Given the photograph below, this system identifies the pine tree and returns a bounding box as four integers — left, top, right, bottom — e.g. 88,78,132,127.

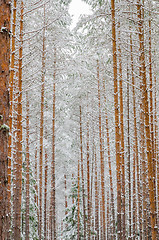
0,1,11,239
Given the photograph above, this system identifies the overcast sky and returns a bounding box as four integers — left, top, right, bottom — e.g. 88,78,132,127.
69,0,92,29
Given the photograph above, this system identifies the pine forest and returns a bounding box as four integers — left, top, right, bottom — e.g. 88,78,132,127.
0,0,159,239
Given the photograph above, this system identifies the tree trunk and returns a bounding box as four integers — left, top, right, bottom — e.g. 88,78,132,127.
44,127,48,240
25,92,30,240
118,24,125,239
8,1,16,236
50,47,56,240
79,105,86,239
13,1,23,238
77,159,80,240
94,149,99,240
110,1,122,238
97,60,106,239
137,1,157,239
87,119,91,240
0,0,10,239
102,79,116,239
39,5,46,239
127,66,131,240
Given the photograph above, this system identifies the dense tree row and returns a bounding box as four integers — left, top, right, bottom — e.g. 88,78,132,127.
0,0,159,239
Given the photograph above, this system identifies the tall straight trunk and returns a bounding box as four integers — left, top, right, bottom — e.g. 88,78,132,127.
100,200,103,239
90,146,95,234
152,55,159,227
132,150,136,240
50,47,56,240
39,5,46,239
12,74,18,238
94,149,99,240
87,120,91,240
106,190,110,240
140,111,148,239
72,174,75,205
44,128,48,240
154,72,159,224
130,33,138,240
13,2,23,238
0,0,10,239
25,92,30,240
79,105,86,239
90,143,94,238
110,1,122,238
118,23,125,239
64,174,68,216
127,67,131,240
137,1,157,239
77,159,80,240
97,60,106,239
102,79,116,238
148,5,157,232
8,1,17,235
34,140,39,238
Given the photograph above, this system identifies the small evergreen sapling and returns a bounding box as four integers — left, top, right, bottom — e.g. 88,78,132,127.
62,181,85,240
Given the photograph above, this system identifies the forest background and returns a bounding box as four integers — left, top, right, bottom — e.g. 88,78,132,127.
0,0,159,239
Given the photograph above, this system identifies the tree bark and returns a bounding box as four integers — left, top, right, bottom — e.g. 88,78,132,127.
25,92,30,240
97,60,106,239
137,1,157,239
13,1,23,238
110,0,122,238
0,1,10,239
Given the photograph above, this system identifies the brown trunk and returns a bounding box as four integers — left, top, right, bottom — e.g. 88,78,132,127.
94,149,99,240
12,75,18,238
132,150,136,240
34,139,39,238
140,110,148,239
110,1,122,238
97,60,106,239
118,24,125,239
102,79,116,238
64,174,68,216
0,1,10,239
77,159,80,240
8,1,17,236
39,5,46,239
100,200,103,239
137,1,157,239
79,105,86,239
154,73,159,226
87,120,91,240
72,174,75,205
130,33,138,240
127,66,131,239
25,92,30,240
148,4,157,232
13,1,23,238
44,127,48,240
106,191,110,240
50,47,56,240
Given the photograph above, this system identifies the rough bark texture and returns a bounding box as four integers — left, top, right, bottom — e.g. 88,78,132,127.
79,105,86,240
0,1,11,239
111,0,122,238
50,47,56,240
103,79,116,239
97,61,106,239
137,1,157,239
39,6,46,239
25,92,30,240
8,2,16,236
13,2,23,239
